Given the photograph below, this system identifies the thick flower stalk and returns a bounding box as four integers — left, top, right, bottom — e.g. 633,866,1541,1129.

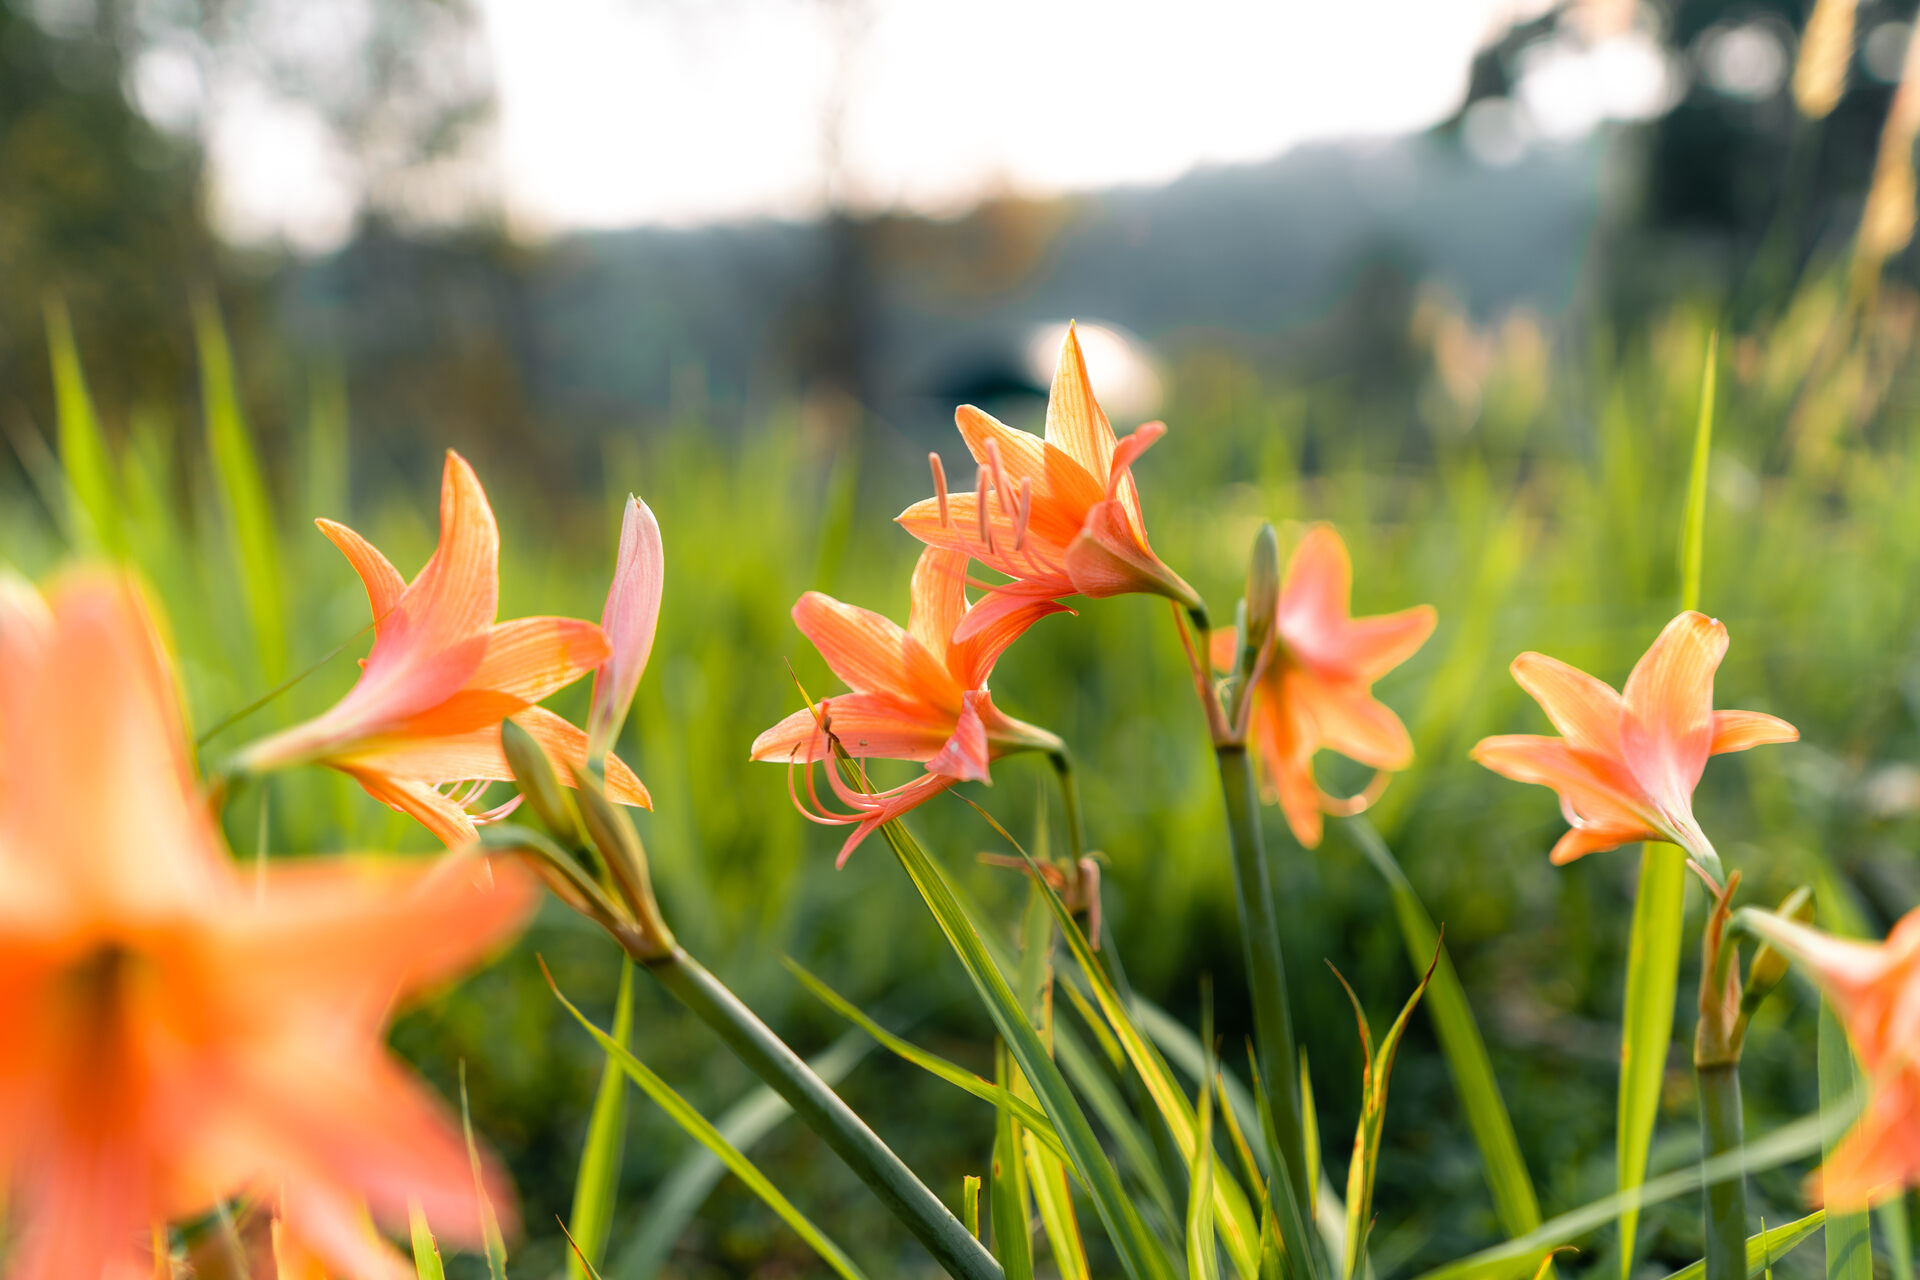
1740,906,1920,1208
1471,611,1796,878
0,571,537,1280
896,323,1200,634
1211,523,1435,846
751,546,1065,863
235,450,648,845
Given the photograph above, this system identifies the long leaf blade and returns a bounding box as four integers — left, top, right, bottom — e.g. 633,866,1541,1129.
1618,842,1687,1278
547,967,871,1280
44,298,120,554
569,958,635,1280
1656,1210,1826,1280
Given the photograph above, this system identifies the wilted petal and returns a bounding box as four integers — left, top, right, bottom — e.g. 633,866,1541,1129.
588,495,665,759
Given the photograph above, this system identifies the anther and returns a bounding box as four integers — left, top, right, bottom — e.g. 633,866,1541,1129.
929,452,949,526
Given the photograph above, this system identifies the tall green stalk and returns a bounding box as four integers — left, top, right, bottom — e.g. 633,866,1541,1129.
646,947,1004,1280
1696,1064,1747,1280
1217,742,1316,1272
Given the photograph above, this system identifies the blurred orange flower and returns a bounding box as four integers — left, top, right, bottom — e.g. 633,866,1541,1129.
1741,906,1920,1209
1472,611,1796,872
1211,524,1435,848
896,323,1199,636
751,547,1065,864
237,450,647,844
0,572,536,1280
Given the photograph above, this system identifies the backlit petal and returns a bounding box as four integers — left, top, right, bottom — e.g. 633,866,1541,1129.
1042,323,1117,480
1813,1077,1920,1210
1277,525,1353,666
925,693,991,783
1064,499,1199,605
1709,708,1799,754
1548,821,1655,866
317,518,406,635
954,405,1107,543
948,591,1071,686
793,590,955,707
1511,651,1626,755
1336,605,1438,682
1246,693,1323,848
907,546,970,664
340,768,480,847
469,616,610,704
1620,611,1727,807
896,490,1076,594
1290,671,1414,770
589,495,665,758
751,693,957,765
1470,735,1648,834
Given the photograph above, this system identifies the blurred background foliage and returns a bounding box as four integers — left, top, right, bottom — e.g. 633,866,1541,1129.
9,0,1920,1276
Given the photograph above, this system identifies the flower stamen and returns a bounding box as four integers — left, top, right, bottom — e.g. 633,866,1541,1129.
929,452,950,527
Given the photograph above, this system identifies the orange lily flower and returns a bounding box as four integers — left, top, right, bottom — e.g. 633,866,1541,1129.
1471,611,1797,873
1210,524,1435,848
896,323,1199,636
750,547,1066,864
1740,906,1920,1209
236,451,648,845
0,571,536,1280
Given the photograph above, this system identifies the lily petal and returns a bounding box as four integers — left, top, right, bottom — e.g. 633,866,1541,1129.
1064,498,1200,605
1548,820,1657,866
471,616,610,705
792,590,955,707
750,693,958,766
1469,735,1648,833
317,518,406,634
925,692,991,783
1042,323,1117,481
1710,708,1799,754
1289,672,1414,771
949,590,1072,684
589,495,665,759
1511,651,1626,755
1620,610,1727,805
907,546,970,668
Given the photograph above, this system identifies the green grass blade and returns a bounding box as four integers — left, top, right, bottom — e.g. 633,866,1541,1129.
548,966,871,1280
782,955,1071,1164
569,958,635,1280
408,1202,446,1280
966,1175,983,1241
1345,818,1542,1244
1819,1004,1872,1280
1054,1018,1181,1231
993,1042,1038,1280
458,1061,509,1280
881,818,1176,1280
44,298,120,554
1680,330,1718,613
194,297,286,683
1024,1086,1093,1280
1874,1197,1912,1280
1190,1069,1222,1280
1656,1210,1826,1280
1413,1111,1834,1280
1338,949,1438,1280
1618,842,1688,1278
609,1032,869,1280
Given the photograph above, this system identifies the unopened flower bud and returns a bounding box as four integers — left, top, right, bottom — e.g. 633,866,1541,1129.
570,761,675,958
500,717,582,847
1244,522,1280,666
588,495,664,763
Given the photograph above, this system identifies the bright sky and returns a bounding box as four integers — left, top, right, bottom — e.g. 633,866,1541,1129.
193,0,1670,247
479,0,1535,234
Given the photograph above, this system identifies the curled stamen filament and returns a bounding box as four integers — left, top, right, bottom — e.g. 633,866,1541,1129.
929,452,950,527
1316,770,1393,818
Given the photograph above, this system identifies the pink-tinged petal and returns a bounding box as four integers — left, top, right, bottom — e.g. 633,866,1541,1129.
926,693,991,782
1738,910,1897,1005
1102,419,1164,534
750,693,956,766
0,573,53,804
4,1138,151,1280
340,767,481,847
271,1216,346,1280
317,518,406,634
1208,626,1238,674
1289,672,1414,771
1246,693,1324,848
589,495,665,759
471,616,610,705
907,546,970,666
1548,821,1656,866
1064,499,1200,605
1335,605,1438,682
510,706,651,809
948,591,1072,686
1511,651,1626,755
6,574,223,918
350,452,501,723
793,590,955,707
829,771,957,868
1277,524,1352,663
1042,323,1118,481
1469,735,1649,834
896,490,1077,596
1709,708,1799,754
1620,611,1727,808
1812,1076,1920,1210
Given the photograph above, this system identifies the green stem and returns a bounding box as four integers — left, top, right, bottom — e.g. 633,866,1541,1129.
646,947,1003,1280
1216,743,1314,1261
1697,1063,1748,1280
1048,750,1087,865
